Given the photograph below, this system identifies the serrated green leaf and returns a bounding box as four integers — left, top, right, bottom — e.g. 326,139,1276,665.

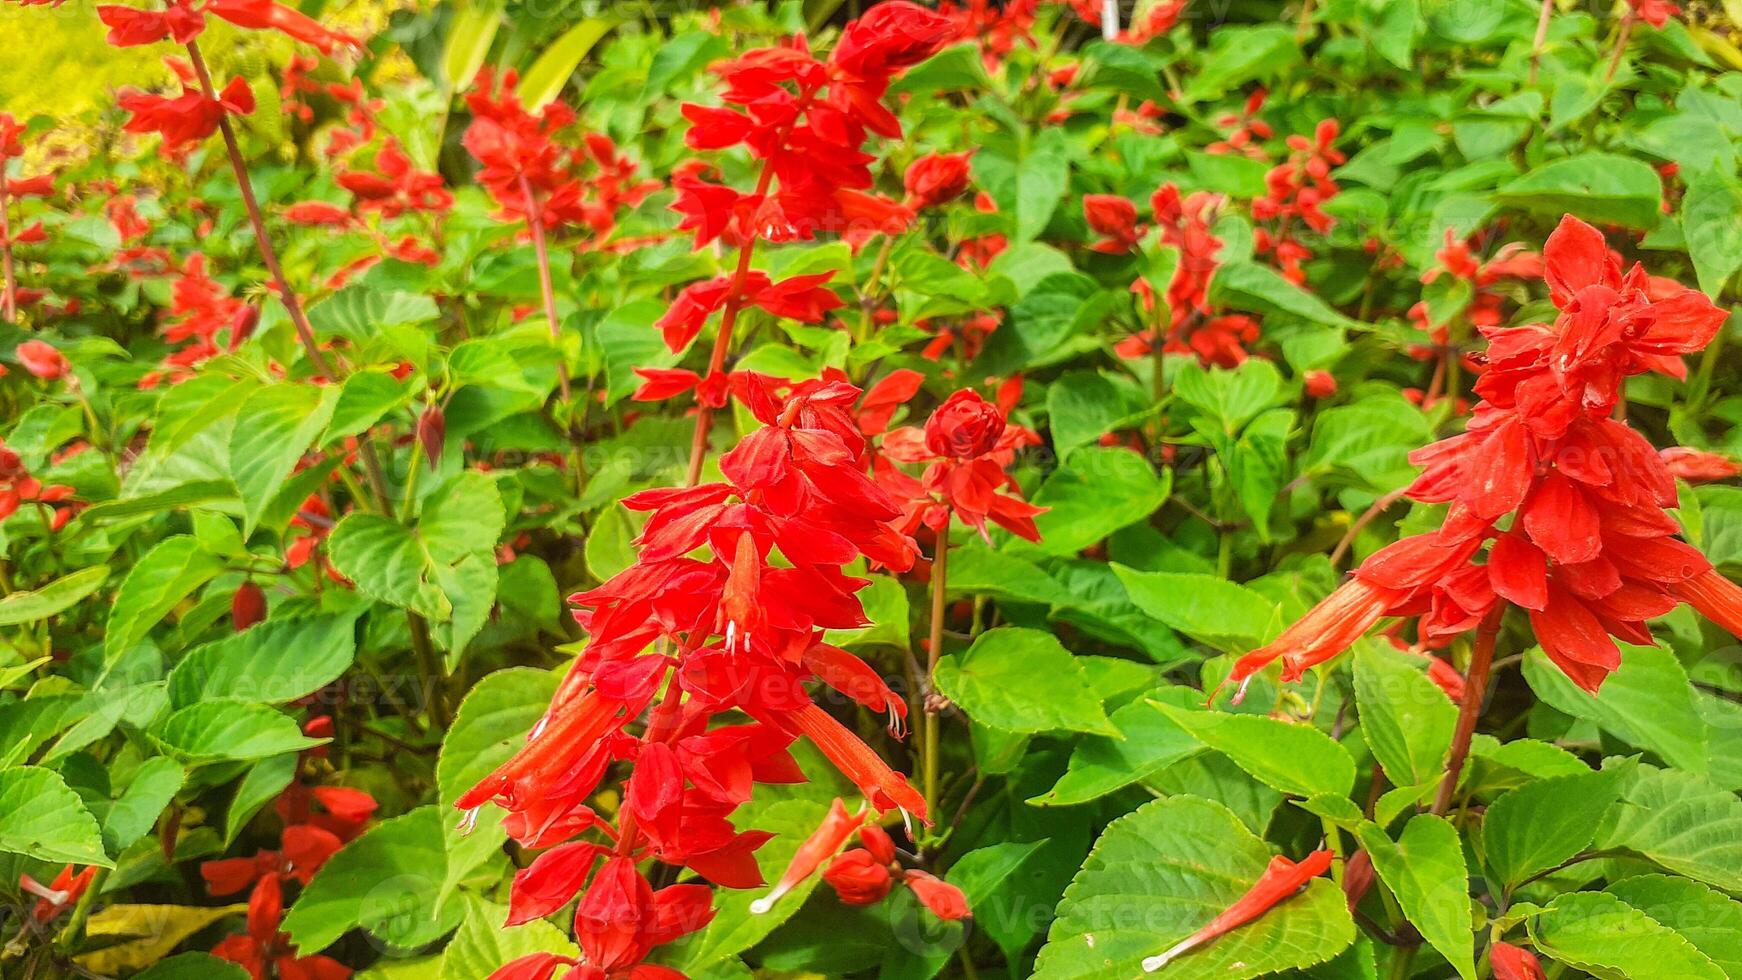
1357,815,1474,980
1483,768,1620,888
229,383,339,534
1529,891,1723,980
150,702,322,765
282,806,464,952
1523,644,1708,773
0,766,111,866
1354,644,1456,789
103,536,224,666
0,564,108,626
1114,566,1279,652
933,627,1116,736
1153,702,1356,798
167,611,359,708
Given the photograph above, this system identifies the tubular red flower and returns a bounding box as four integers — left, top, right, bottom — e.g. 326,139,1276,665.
1491,941,1548,980
1142,850,1333,972
751,797,865,914
787,704,928,823
903,869,970,920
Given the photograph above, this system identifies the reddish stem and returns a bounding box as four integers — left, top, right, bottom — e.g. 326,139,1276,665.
0,170,14,324
519,174,572,404
1529,0,1553,84
1432,604,1505,815
1605,11,1635,82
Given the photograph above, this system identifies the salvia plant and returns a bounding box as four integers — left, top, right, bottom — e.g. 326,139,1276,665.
4,0,1742,978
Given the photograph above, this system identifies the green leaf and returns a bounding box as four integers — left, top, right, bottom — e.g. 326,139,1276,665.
1113,566,1279,652
933,627,1116,736
1681,168,1742,297
1596,764,1742,892
975,128,1070,245
1032,688,1204,806
226,754,298,845
328,514,449,618
167,611,359,709
134,953,250,980
308,287,438,340
78,482,235,523
229,383,339,534
1522,643,1708,773
1482,768,1620,888
441,896,575,979
441,6,500,91
1356,815,1474,980
0,565,108,626
1152,702,1356,798
1529,891,1723,980
435,666,560,906
0,766,111,866
1210,262,1359,329
1353,644,1456,788
283,806,464,952
102,756,184,854
585,502,637,582
103,537,224,666
1174,359,1282,433
327,370,415,445
1182,25,1300,101
1047,371,1136,459
150,702,322,765
1496,154,1663,230
1034,796,1353,979
518,18,617,109
421,470,507,561
1028,447,1170,556
1605,874,1742,978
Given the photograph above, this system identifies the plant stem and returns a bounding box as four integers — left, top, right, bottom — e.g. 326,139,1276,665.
1387,943,1418,980
0,170,15,324
1529,0,1553,84
1432,605,1505,816
1604,11,1635,82
183,41,395,514
54,868,107,953
923,514,951,817
519,174,572,404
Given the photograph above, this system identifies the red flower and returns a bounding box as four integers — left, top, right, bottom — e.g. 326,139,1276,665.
205,0,361,52
15,339,68,379
924,389,1006,459
1491,941,1547,980
1627,0,1680,28
1142,850,1332,971
99,0,360,51
119,75,255,152
284,201,353,226
1083,193,1140,252
1660,446,1739,482
20,865,97,923
824,849,895,905
904,151,973,209
903,870,970,920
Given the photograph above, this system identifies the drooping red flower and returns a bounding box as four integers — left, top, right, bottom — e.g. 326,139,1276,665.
1490,941,1548,980
98,0,360,51
15,339,68,380
1142,850,1332,971
1660,447,1739,482
19,865,97,923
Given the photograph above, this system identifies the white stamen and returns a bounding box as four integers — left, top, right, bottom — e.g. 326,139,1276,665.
725,621,737,652
457,807,480,836
899,806,914,838
19,878,69,906
1142,938,1196,973
750,884,787,915
529,713,550,741
1231,675,1254,705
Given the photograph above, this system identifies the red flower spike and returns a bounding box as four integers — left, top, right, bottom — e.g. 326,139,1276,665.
1142,850,1333,972
1491,941,1548,980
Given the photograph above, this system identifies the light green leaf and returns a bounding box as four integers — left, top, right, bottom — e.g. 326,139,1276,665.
1482,768,1620,888
150,702,322,765
934,627,1116,736
441,896,575,979
1596,764,1742,892
1523,644,1708,773
518,18,617,109
103,537,224,665
1496,154,1663,230
1034,796,1352,979
327,514,450,618
1354,644,1456,788
102,756,184,854
1113,566,1278,652
1152,702,1356,798
1681,168,1742,297
283,807,465,952
1028,448,1170,556
0,565,108,627
1356,815,1474,980
1210,262,1359,329
1605,874,1742,978
226,754,298,845
0,766,111,866
1529,891,1723,980
1032,688,1204,806
441,6,501,91
229,383,339,534
168,611,360,708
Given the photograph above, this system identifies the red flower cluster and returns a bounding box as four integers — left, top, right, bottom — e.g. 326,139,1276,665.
466,373,929,979
875,388,1045,543
118,62,254,155
1251,120,1343,284
464,69,658,237
1109,184,1259,369
936,0,1041,69
203,781,376,980
0,439,75,528
1231,215,1742,695
140,253,256,388
670,1,951,251
1410,229,1543,340
1208,89,1273,159
98,0,360,54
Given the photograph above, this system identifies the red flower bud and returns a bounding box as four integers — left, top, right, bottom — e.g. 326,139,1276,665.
15,339,68,380
858,823,897,864
232,581,266,631
902,869,969,921
823,849,893,906
904,152,973,210
1303,369,1337,398
1491,941,1547,980
417,405,445,469
923,389,1006,459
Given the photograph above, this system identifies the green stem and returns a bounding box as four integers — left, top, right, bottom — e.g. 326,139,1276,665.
54,868,108,953
923,514,951,822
